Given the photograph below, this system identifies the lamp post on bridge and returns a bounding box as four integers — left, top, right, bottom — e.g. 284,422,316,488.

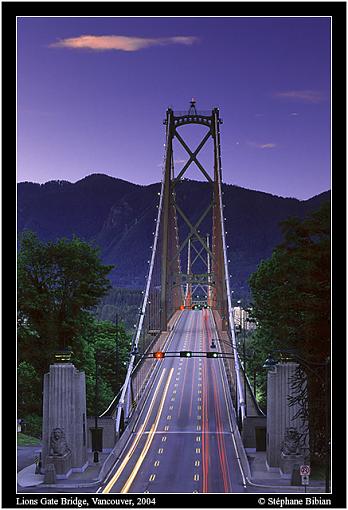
263,350,330,492
236,308,250,417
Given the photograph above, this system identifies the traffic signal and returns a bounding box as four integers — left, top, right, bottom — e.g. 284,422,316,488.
206,352,218,358
180,351,193,358
153,351,165,359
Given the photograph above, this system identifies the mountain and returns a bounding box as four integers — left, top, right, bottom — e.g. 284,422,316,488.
17,173,331,302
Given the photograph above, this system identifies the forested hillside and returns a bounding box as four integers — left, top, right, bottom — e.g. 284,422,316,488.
18,173,331,303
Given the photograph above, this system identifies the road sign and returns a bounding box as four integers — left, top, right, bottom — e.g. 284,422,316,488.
300,465,311,476
301,474,309,485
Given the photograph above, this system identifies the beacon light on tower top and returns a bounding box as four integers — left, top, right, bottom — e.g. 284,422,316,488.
188,98,197,115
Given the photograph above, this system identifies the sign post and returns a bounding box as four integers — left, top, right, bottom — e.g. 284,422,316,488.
300,465,311,493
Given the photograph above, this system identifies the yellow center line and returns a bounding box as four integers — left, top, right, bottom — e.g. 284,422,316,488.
120,368,174,493
102,369,167,494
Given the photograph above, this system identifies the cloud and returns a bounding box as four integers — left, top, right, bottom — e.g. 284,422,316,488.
257,143,276,149
274,90,325,103
248,141,276,149
157,158,188,168
50,34,199,52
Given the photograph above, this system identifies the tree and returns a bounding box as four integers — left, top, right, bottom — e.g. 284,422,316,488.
17,231,114,375
70,318,131,416
17,361,41,416
248,201,330,466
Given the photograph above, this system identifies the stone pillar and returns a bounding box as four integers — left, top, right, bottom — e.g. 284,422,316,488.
42,363,88,478
266,362,308,471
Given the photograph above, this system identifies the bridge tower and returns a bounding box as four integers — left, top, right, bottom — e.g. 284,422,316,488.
160,101,230,328
113,102,245,435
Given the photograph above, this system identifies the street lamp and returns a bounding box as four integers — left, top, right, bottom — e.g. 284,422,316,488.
236,322,247,417
263,354,277,370
263,350,330,492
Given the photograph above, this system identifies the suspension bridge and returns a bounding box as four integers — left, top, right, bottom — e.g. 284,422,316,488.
99,101,264,493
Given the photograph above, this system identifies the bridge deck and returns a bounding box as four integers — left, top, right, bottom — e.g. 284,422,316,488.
102,310,247,494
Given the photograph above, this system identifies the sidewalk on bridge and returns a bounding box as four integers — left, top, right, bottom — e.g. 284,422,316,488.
17,450,109,489
246,450,326,492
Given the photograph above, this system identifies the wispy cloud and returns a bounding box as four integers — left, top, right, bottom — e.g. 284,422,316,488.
248,141,277,150
274,90,325,103
50,34,199,52
157,158,188,168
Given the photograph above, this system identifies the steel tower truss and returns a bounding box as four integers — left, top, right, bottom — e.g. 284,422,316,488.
160,103,228,324
113,102,246,435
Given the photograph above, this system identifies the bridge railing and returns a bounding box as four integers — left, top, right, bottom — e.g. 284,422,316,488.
113,127,171,434
173,110,212,117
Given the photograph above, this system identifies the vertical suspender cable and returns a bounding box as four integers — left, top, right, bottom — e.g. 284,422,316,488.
115,112,171,433
213,109,246,423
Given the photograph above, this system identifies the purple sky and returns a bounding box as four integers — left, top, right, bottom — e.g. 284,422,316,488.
17,16,331,200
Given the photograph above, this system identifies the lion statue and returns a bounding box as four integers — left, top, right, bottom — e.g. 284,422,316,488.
49,427,71,456
281,427,301,455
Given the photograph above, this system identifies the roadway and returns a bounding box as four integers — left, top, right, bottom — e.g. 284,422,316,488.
99,309,247,494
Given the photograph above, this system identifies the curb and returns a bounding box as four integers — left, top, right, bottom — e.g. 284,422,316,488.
245,477,326,491
17,463,101,489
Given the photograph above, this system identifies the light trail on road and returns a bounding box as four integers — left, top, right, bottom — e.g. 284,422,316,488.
100,310,246,494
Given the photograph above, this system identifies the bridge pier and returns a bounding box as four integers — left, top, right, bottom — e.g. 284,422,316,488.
266,362,309,473
42,363,88,478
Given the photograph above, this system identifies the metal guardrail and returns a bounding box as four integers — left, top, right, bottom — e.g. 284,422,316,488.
114,129,169,434
173,110,212,117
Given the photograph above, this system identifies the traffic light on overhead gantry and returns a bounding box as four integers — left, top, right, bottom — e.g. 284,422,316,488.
153,351,165,359
206,352,218,358
180,351,193,358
